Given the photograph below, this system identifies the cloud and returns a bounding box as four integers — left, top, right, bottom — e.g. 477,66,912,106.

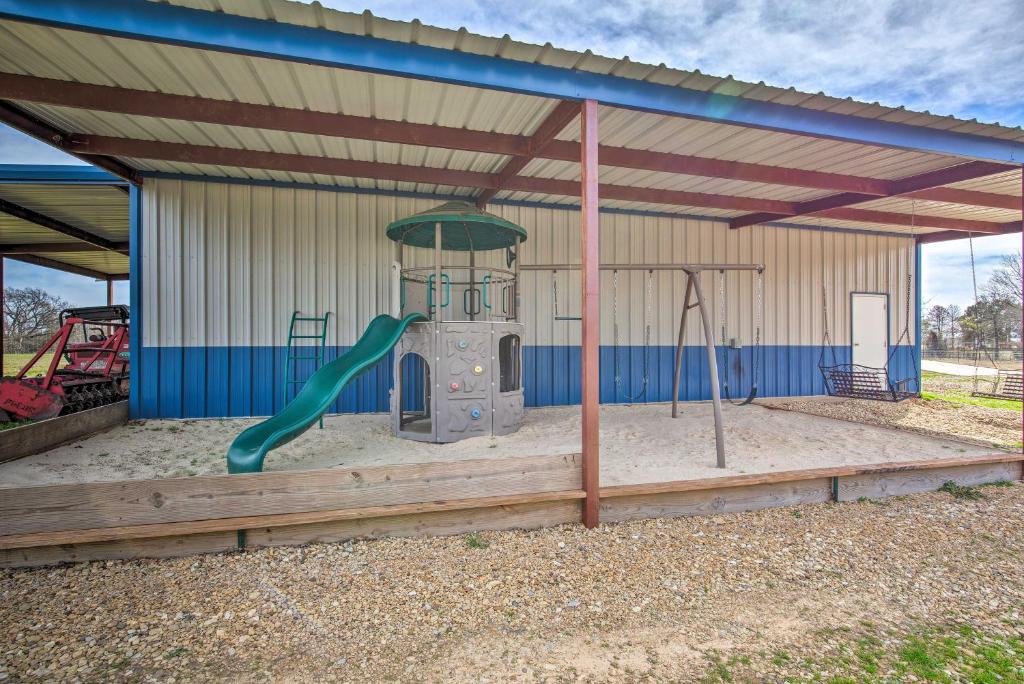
922,234,1020,310
2,259,127,308
319,0,1024,126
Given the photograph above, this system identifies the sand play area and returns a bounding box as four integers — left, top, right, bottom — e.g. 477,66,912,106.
0,402,997,489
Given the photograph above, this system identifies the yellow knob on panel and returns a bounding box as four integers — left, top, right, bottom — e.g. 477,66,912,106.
473,365,484,375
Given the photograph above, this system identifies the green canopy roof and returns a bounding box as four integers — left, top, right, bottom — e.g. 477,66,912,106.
386,201,527,251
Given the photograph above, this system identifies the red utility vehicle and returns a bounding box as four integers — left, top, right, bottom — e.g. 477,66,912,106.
0,305,129,422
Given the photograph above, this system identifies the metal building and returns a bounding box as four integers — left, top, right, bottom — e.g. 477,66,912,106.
0,0,1021,521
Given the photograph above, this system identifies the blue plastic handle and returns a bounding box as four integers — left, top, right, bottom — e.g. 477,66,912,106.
427,273,451,309
482,274,492,310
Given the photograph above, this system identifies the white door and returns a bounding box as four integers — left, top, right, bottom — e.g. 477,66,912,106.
851,293,888,368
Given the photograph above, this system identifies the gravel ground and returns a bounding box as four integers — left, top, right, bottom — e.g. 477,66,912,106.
762,394,1021,450
2,483,1023,682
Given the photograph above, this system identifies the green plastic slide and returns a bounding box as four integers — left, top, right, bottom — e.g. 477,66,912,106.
227,313,426,474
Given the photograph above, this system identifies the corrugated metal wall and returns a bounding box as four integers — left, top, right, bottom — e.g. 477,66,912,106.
139,178,916,417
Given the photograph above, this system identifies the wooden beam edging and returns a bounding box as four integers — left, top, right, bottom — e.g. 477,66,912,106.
0,490,586,551
0,452,582,538
0,452,1020,555
0,402,128,465
598,453,1024,499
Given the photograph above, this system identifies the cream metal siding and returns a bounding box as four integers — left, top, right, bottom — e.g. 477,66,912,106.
142,178,916,351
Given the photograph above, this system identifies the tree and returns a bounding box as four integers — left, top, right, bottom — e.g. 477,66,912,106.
960,297,1019,350
925,304,950,349
984,251,1022,307
2,287,70,353
945,304,962,349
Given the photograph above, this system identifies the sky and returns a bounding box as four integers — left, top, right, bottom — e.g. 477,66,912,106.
1,0,1022,309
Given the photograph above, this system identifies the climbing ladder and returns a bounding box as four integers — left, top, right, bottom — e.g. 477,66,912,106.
283,311,331,428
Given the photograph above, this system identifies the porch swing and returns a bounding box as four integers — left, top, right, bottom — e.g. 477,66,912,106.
817,230,918,401
612,269,652,401
966,234,1023,401
717,268,763,405
551,267,654,401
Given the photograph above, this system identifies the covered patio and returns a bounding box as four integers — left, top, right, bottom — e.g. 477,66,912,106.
0,0,1020,566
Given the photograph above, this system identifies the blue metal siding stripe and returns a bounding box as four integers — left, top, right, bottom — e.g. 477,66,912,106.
134,344,916,418
228,346,252,417
2,0,1021,162
183,347,206,417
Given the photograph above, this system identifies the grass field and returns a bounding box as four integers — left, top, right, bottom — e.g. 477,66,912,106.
2,352,56,378
921,370,1023,411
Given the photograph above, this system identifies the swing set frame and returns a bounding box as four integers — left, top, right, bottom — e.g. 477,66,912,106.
525,262,765,468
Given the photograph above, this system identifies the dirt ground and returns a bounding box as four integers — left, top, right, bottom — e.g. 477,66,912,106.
764,372,1022,450
3,483,1023,682
0,402,996,488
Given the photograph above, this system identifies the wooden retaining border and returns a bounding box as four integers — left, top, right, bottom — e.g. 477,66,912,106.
0,452,1021,569
0,401,128,465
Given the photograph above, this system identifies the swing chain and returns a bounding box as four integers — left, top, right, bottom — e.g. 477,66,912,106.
612,269,621,384
718,269,727,347
612,268,651,400
552,271,560,319
753,270,763,378
645,269,653,350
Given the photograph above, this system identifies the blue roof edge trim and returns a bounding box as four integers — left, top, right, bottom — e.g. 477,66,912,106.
0,0,1021,164
0,163,127,184
139,171,917,241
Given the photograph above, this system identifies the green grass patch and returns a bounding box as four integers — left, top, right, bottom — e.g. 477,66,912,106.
464,532,488,550
3,351,56,377
0,417,38,431
921,390,1022,411
938,480,985,500
761,622,1024,683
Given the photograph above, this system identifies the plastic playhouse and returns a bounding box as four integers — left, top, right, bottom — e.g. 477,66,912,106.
227,202,527,473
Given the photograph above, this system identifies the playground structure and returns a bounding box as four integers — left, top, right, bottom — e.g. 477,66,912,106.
226,194,766,472
0,305,130,422
389,202,527,442
226,202,529,473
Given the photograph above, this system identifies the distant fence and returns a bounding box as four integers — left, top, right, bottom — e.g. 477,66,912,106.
2,333,54,355
922,349,1023,364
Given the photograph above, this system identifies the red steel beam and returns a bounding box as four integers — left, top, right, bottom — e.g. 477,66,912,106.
477,100,579,207
81,134,1016,232
821,208,1007,234
70,135,798,215
730,161,1011,230
916,220,1021,244
579,99,600,529
0,101,141,185
903,186,1020,211
68,135,1013,233
2,73,1016,210
501,174,796,214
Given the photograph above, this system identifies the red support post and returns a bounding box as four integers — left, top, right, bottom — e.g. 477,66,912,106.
580,99,600,528
1,256,4,377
